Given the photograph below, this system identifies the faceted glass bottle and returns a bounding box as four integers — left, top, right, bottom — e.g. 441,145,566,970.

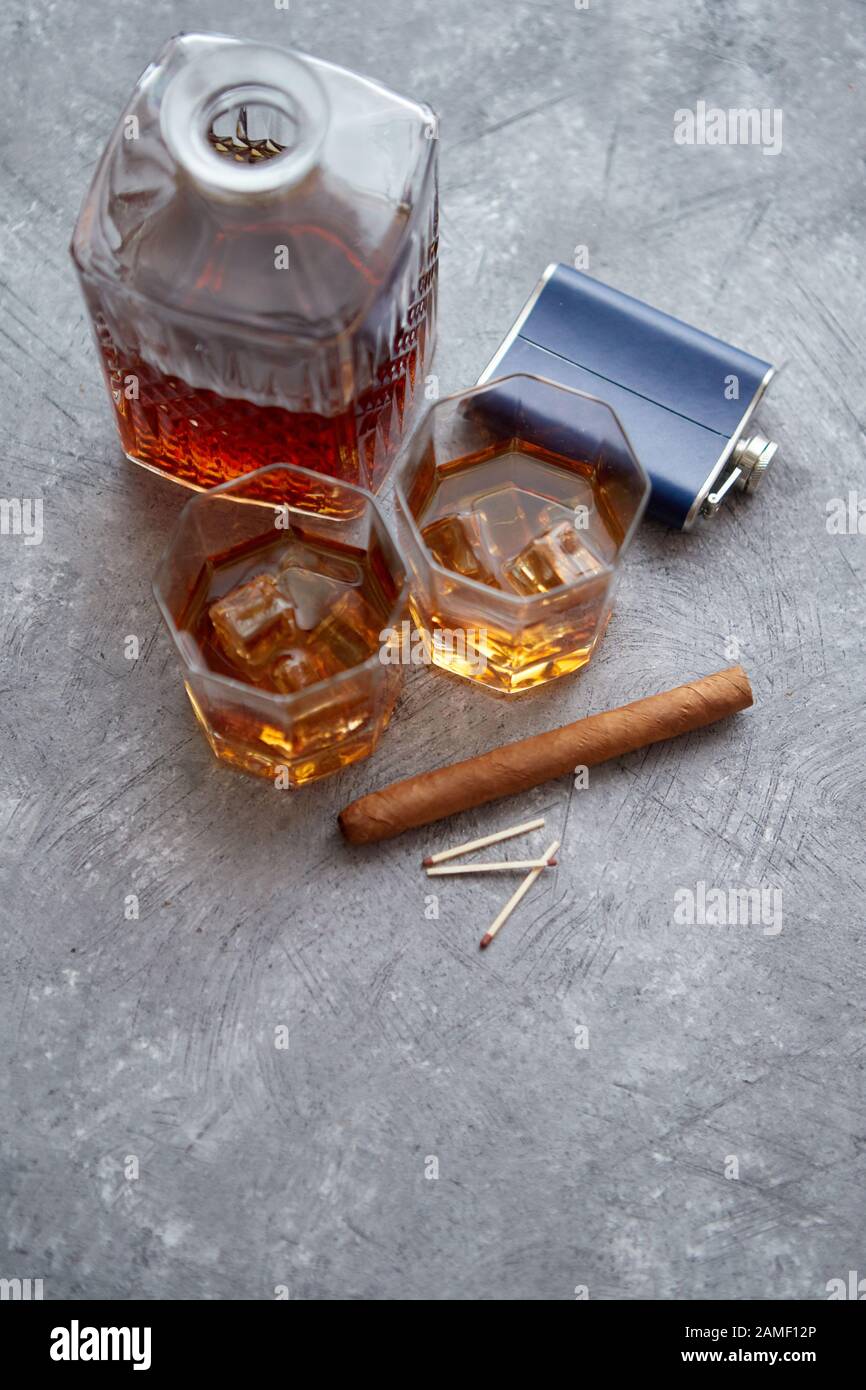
71,33,439,493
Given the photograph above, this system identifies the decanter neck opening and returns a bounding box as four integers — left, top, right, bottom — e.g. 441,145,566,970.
160,44,329,199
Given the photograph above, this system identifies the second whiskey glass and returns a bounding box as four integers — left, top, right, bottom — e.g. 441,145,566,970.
394,374,649,695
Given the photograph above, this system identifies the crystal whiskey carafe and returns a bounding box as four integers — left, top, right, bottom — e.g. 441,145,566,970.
72,33,439,493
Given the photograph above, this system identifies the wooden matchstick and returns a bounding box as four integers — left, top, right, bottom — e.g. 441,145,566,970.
480,838,560,950
421,817,545,867
425,858,557,877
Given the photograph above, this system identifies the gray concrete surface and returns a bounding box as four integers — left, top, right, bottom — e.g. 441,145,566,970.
1,0,864,1301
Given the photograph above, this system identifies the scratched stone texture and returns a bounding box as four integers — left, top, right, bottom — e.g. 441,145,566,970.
0,0,864,1302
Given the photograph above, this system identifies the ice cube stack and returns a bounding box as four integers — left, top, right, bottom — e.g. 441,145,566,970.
420,485,606,597
208,541,382,694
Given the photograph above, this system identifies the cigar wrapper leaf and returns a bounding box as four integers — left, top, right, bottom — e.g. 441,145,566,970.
338,666,753,846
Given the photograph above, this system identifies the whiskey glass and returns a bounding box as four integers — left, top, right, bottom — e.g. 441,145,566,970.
394,374,649,694
153,464,409,784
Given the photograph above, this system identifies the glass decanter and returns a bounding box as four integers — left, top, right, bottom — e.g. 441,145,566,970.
71,32,439,493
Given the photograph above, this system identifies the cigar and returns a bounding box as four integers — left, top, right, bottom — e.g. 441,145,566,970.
338,666,753,846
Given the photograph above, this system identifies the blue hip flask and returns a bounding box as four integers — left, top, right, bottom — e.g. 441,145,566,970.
479,264,777,530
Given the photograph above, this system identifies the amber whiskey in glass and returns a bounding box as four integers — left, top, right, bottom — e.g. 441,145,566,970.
154,465,408,784
395,376,649,694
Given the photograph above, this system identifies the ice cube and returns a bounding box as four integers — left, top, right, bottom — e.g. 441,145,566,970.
270,646,324,694
420,514,495,586
308,588,383,672
505,520,605,595
277,539,363,587
209,574,296,668
471,486,535,566
277,566,350,631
